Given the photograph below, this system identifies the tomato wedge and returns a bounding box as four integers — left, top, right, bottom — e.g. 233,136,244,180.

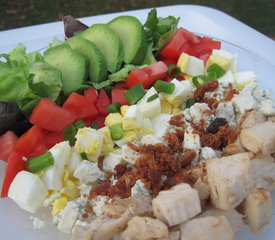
45,131,64,149
126,61,168,89
111,82,129,106
96,89,111,116
14,125,47,158
84,87,98,105
63,92,99,120
30,98,76,132
1,151,26,198
0,131,18,162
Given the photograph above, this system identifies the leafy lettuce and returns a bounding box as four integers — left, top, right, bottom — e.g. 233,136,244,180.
0,43,63,115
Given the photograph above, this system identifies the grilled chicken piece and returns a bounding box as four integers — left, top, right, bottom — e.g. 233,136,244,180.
240,121,275,154
102,195,153,217
157,231,180,240
152,183,201,226
180,216,235,240
243,188,272,234
222,136,246,156
72,209,135,240
250,154,275,191
199,208,244,233
193,177,210,201
206,152,253,210
268,116,275,123
120,216,169,240
240,110,266,129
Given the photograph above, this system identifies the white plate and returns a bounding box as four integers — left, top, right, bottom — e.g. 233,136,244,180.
0,5,275,240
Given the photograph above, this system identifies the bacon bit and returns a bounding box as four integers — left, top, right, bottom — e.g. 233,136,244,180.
97,156,104,171
178,150,197,167
82,213,89,219
163,131,183,153
90,180,111,198
200,124,239,150
194,80,219,101
148,169,162,194
203,98,219,109
114,164,132,178
169,114,185,127
222,83,239,101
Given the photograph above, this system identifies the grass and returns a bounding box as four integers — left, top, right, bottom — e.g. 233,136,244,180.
0,0,274,38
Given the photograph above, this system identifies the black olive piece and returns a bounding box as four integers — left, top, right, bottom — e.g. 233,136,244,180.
206,117,227,134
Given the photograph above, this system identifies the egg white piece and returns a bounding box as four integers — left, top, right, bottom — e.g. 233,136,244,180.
42,141,71,191
8,171,48,213
151,113,173,138
137,87,161,119
178,53,204,76
123,105,143,130
103,152,122,172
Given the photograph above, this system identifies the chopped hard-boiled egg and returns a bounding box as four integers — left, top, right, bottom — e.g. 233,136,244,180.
123,105,143,130
235,71,257,91
163,79,193,107
52,197,68,216
152,113,173,138
73,160,104,184
160,97,173,114
75,127,103,161
120,105,129,117
8,171,48,213
104,113,123,127
42,141,71,191
207,55,230,70
68,147,82,172
137,87,161,119
211,49,237,72
103,152,122,172
177,53,204,76
98,126,114,156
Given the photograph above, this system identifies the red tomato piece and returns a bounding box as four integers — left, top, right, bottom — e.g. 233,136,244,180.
126,61,168,89
63,92,99,121
83,118,92,127
162,58,177,66
14,125,47,158
96,89,111,116
0,131,18,162
84,87,98,105
1,151,26,198
158,28,190,59
112,82,129,106
194,38,221,55
45,131,64,149
92,115,106,128
30,98,76,132
178,42,198,57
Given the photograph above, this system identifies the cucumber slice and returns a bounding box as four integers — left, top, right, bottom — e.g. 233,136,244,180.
66,36,107,83
80,24,123,73
44,44,88,95
108,15,148,65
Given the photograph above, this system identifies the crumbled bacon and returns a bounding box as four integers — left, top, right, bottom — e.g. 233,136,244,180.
90,180,111,198
169,114,185,127
114,164,132,178
194,80,219,101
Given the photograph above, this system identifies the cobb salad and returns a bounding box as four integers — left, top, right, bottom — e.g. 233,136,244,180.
0,8,275,240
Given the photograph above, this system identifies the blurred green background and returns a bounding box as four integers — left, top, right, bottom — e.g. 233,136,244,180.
1,0,274,39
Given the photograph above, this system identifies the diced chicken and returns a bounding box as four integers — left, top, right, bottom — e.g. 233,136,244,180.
152,183,201,226
240,121,275,154
240,110,266,129
250,154,275,191
180,215,234,240
243,188,272,234
200,147,217,160
72,209,135,240
193,177,210,201
120,216,169,240
268,116,275,123
102,195,153,217
206,152,253,210
222,136,246,156
157,231,181,240
199,208,244,233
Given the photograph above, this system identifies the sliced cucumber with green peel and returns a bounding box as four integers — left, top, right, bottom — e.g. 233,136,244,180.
66,36,107,83
108,15,148,65
80,23,123,73
44,44,88,95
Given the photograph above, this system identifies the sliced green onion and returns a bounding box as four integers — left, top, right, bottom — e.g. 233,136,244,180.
27,152,54,173
107,102,121,114
74,120,86,129
80,152,88,160
186,98,197,108
90,122,99,129
124,82,146,105
167,64,181,78
205,72,217,83
206,63,226,79
110,124,123,140
192,75,206,87
147,93,159,102
62,125,77,146
154,80,175,94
